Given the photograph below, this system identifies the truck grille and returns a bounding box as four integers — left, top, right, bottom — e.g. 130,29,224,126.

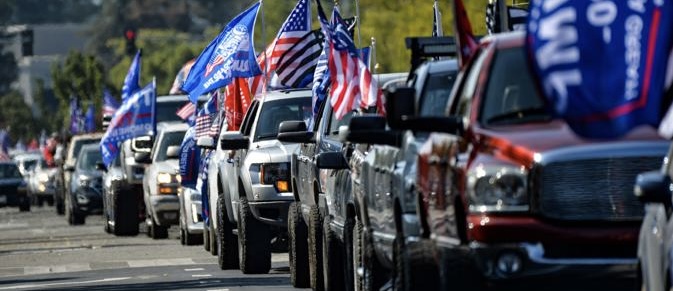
537,157,661,221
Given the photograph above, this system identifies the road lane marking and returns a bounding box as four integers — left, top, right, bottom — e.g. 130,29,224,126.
207,289,230,291
191,274,212,278
184,268,205,271
0,277,132,290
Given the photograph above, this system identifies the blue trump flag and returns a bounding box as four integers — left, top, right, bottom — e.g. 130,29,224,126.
179,126,199,189
100,80,156,167
181,3,262,104
85,104,95,133
121,50,141,101
527,1,673,138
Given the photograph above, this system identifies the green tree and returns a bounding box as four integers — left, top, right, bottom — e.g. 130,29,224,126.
51,51,108,134
0,91,40,141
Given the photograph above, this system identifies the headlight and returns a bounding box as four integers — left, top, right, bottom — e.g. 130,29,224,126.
79,175,92,187
467,164,529,212
157,172,178,184
38,173,50,183
259,163,291,192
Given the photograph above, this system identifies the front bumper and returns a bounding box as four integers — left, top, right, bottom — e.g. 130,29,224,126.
181,188,204,234
74,188,103,214
149,194,179,226
249,200,292,228
453,214,639,280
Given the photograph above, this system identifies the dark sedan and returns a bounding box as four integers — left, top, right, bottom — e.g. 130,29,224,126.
0,161,30,211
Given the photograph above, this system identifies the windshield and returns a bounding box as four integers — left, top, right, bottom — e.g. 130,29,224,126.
76,149,103,172
0,164,22,179
71,138,100,161
157,100,186,123
155,131,186,162
480,47,550,125
419,71,458,117
254,97,312,141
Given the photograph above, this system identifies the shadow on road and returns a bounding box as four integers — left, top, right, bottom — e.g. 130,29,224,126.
0,277,77,285
43,277,291,291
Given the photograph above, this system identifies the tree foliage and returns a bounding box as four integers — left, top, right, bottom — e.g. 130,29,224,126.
0,91,40,141
51,51,108,134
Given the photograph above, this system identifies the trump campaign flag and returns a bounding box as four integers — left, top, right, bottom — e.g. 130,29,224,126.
121,50,141,101
181,3,262,104
84,104,95,133
527,1,673,139
179,126,199,189
100,80,156,167
102,89,120,116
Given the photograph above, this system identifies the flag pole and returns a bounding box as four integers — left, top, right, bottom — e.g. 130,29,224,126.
261,0,268,100
354,0,362,47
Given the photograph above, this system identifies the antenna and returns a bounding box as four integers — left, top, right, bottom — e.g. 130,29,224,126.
261,0,268,101
354,0,362,47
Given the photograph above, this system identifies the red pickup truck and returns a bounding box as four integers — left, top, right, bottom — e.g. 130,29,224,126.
390,31,669,289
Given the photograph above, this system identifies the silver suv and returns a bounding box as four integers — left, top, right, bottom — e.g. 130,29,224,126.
215,89,311,274
137,123,187,239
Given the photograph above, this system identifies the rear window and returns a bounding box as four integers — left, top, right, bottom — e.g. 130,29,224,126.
77,149,103,172
157,100,186,123
70,138,100,160
254,97,312,141
419,71,458,117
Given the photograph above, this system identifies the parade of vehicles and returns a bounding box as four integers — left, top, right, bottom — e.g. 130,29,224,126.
55,133,103,215
0,161,30,211
137,122,188,239
204,89,311,274
63,144,104,225
102,94,207,237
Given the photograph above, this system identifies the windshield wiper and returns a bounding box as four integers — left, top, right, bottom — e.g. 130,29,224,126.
486,107,551,125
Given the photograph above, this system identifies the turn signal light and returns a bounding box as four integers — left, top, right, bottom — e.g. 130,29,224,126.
275,180,289,192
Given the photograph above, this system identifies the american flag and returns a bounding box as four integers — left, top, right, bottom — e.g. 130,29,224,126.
248,0,312,97
328,13,383,120
195,92,219,139
176,102,196,121
102,89,120,116
276,29,322,88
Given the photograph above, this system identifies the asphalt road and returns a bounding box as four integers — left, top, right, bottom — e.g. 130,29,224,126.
0,206,293,291
0,205,638,291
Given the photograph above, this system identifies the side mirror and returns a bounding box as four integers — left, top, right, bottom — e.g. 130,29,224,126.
63,164,75,172
134,152,151,164
341,115,401,146
166,146,181,159
277,121,314,143
316,152,349,170
95,162,107,172
132,136,153,153
398,116,464,135
220,131,249,150
385,87,416,130
197,136,215,149
634,171,672,209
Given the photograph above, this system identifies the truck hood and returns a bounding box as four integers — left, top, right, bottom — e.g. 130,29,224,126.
153,160,179,173
249,140,300,163
475,120,667,166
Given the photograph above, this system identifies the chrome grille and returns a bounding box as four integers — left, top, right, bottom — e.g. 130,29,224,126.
537,157,661,221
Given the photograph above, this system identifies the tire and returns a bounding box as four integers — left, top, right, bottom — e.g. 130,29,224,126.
438,247,485,291
353,218,364,291
359,219,385,291
308,205,324,291
72,211,85,225
179,222,187,245
393,237,439,291
46,196,54,206
203,224,211,252
209,221,217,256
147,210,168,239
237,198,271,274
217,195,238,269
288,202,309,288
18,197,30,212
65,196,75,225
56,197,65,215
113,191,139,236
323,215,345,291
104,211,112,233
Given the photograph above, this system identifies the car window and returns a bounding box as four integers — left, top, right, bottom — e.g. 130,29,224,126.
254,97,312,142
71,138,100,160
419,71,458,117
0,164,22,179
327,108,353,136
241,101,259,136
155,131,187,162
451,49,487,117
77,149,102,172
157,99,205,124
480,47,550,125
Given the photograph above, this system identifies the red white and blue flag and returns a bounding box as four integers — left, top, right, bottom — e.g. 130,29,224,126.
195,91,219,139
328,12,383,120
527,0,673,138
102,89,120,116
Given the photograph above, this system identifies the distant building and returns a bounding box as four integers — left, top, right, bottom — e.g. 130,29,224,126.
1,24,90,117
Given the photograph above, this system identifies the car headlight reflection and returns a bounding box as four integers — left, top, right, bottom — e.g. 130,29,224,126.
467,164,529,212
38,173,50,183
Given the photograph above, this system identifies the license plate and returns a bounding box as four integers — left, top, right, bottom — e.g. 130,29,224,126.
0,195,6,204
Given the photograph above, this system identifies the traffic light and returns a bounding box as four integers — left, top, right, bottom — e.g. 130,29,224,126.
124,27,137,56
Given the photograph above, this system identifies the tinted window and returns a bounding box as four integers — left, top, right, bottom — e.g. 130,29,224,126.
77,149,103,172
157,100,186,123
480,48,549,125
254,97,312,141
328,109,353,136
419,72,458,117
155,131,186,161
0,164,21,179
